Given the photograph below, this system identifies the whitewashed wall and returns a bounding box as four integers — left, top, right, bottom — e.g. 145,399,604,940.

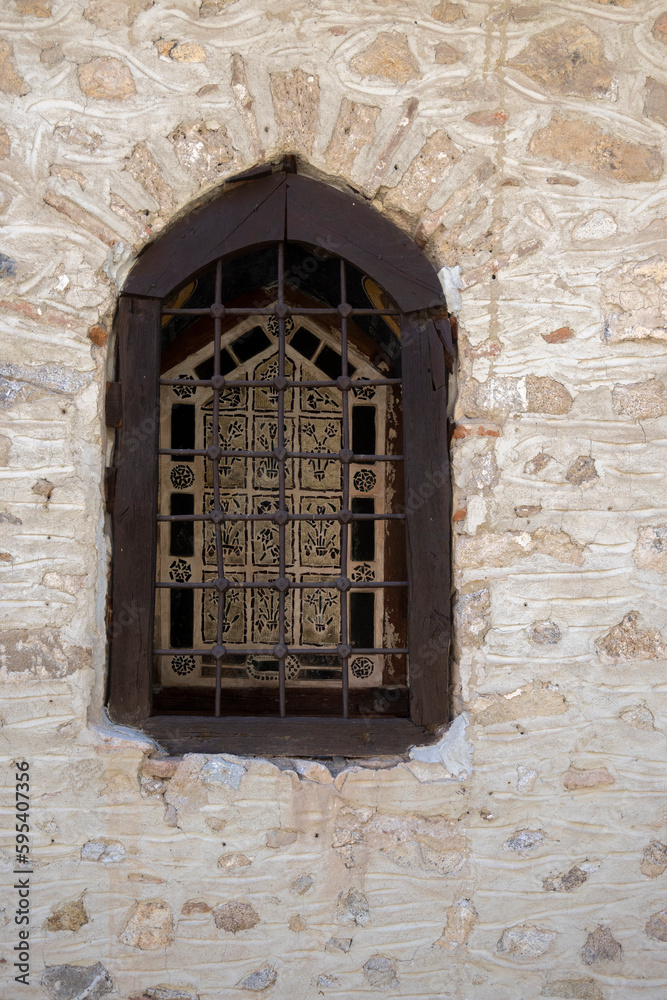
1,1,667,998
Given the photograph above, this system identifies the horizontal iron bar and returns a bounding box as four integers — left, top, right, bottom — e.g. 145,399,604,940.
158,512,405,522
159,377,402,389
161,306,401,317
154,647,408,656
160,448,403,461
155,580,407,590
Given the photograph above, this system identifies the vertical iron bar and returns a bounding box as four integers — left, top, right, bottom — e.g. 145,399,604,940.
277,242,286,717
340,259,350,719
212,258,224,717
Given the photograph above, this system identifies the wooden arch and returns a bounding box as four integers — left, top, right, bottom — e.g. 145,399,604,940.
108,167,452,756
123,170,447,314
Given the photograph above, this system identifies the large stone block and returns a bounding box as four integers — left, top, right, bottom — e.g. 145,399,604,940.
509,22,612,99
77,58,136,100
601,257,667,343
351,32,420,84
529,114,662,183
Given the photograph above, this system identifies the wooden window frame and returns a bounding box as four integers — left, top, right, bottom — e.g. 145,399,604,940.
106,168,452,757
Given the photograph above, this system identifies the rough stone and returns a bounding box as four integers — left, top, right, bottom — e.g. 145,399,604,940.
43,192,120,247
516,505,542,518
601,257,667,344
497,925,556,959
613,380,667,421
465,108,507,126
239,967,276,991
0,40,29,96
181,899,211,914
363,956,398,990
81,841,126,863
120,901,175,950
641,841,667,878
142,757,180,779
530,114,662,183
266,828,298,848
542,980,605,1000
40,43,63,67
572,211,617,241
654,12,667,44
0,629,91,678
50,164,88,187
385,131,461,215
77,59,136,101
200,757,245,789
33,479,54,499
431,1,464,21
336,887,370,925
634,526,667,572
531,621,561,645
0,433,10,465
16,0,51,14
289,914,306,932
525,374,573,414
509,22,612,99
0,128,9,159
315,975,339,989
454,587,490,648
45,898,89,932
596,611,666,663
459,374,568,422
290,874,314,894
205,817,226,833
469,452,499,491
218,853,252,870
564,767,615,790
436,898,477,949
581,925,622,964
334,809,467,874
326,936,352,952
517,766,538,793
645,910,667,942
156,41,206,63
524,453,552,475
543,866,589,892
504,829,546,853
644,77,667,126
168,121,234,185
542,327,573,343
124,141,174,212
351,32,420,84
84,0,152,29
457,531,534,568
200,0,239,14
620,702,655,730
292,760,333,783
230,54,261,159
535,528,586,565
435,42,463,65
566,457,598,488
213,901,260,933
270,69,319,156
325,99,380,175
42,963,113,1000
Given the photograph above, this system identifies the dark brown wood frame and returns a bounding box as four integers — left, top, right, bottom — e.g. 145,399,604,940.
107,168,451,757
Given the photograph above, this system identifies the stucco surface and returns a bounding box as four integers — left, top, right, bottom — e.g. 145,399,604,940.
1,0,667,997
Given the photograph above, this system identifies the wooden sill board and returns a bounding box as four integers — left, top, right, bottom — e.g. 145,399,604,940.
143,715,434,757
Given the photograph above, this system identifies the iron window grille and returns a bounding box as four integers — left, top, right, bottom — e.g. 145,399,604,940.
107,166,452,757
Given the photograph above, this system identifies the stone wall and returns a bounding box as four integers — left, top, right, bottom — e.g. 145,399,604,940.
1,0,667,997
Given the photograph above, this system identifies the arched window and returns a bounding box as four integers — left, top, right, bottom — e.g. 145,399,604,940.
107,166,452,757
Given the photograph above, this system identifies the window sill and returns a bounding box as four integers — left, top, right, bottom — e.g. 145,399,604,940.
143,715,433,757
